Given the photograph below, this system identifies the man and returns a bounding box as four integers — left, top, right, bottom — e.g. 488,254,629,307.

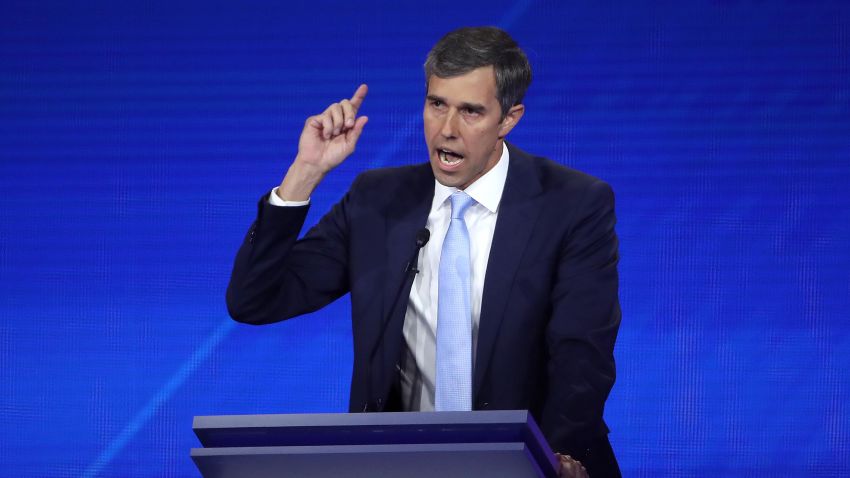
227,27,621,477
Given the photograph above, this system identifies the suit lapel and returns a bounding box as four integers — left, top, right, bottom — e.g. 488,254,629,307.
474,144,543,398
376,164,434,392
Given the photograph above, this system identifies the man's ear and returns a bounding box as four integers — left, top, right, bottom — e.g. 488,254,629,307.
498,104,525,138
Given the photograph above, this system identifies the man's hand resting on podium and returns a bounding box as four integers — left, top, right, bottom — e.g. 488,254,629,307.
557,453,589,478
277,84,369,202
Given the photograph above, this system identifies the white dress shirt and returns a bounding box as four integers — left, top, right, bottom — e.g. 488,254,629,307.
400,143,509,411
269,143,510,412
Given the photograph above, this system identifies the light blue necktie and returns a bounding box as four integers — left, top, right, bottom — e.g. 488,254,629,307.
436,191,475,411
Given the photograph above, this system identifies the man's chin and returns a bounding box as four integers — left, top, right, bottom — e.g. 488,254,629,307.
430,166,466,189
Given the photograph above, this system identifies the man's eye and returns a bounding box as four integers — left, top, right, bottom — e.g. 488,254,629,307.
431,100,443,107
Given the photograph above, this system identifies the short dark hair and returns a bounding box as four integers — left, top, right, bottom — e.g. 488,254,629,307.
424,26,532,119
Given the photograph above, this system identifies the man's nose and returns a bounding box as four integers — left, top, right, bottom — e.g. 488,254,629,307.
440,109,459,138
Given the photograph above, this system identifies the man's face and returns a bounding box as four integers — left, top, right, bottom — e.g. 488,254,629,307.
424,66,523,190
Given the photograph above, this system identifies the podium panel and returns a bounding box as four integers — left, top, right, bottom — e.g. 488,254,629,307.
191,410,558,477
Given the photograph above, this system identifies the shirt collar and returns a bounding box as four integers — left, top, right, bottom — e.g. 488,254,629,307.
431,142,510,214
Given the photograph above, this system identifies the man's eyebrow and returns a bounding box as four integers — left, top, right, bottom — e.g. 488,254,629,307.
426,95,487,113
458,102,486,113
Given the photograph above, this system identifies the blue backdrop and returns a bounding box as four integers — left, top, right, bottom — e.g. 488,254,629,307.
1,1,848,476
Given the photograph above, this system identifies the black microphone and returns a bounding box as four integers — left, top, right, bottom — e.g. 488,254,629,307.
405,228,431,274
364,228,430,411
416,228,431,248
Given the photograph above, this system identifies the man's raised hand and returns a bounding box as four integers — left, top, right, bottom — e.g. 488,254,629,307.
298,84,369,171
278,84,369,201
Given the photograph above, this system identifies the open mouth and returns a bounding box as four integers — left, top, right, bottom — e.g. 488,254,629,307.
437,148,464,165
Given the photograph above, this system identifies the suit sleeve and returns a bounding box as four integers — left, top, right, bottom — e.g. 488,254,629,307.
226,181,358,325
542,179,621,469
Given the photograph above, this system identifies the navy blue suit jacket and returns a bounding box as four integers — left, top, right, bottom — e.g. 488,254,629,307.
227,143,621,476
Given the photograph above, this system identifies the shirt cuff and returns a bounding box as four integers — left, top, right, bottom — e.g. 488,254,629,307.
268,187,310,207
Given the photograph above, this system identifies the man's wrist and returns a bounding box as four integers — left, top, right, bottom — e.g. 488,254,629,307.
277,159,326,201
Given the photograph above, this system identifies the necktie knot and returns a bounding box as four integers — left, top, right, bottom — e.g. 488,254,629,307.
450,191,475,220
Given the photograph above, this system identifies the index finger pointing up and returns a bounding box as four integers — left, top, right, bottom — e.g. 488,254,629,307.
350,84,368,109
